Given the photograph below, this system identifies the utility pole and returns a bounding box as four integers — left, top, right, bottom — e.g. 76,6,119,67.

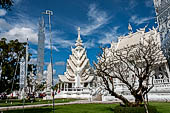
22,38,28,113
42,10,54,113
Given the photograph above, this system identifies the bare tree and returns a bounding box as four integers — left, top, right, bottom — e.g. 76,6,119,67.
94,28,166,107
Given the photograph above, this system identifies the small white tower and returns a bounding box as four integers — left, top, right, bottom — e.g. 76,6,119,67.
46,62,52,91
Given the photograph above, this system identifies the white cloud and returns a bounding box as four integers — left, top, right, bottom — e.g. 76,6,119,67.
55,61,65,66
0,27,38,43
129,0,137,9
44,62,50,65
29,48,37,55
129,15,154,25
54,69,56,75
43,69,56,78
45,61,65,66
54,38,74,48
45,44,59,52
145,0,153,7
13,0,22,4
53,78,58,85
44,31,74,52
0,12,38,44
43,70,47,75
0,18,12,31
29,58,37,64
0,9,7,16
0,10,73,52
84,39,96,48
125,0,137,10
80,4,109,35
98,26,120,45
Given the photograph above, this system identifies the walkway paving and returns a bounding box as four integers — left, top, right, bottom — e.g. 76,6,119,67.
0,100,117,111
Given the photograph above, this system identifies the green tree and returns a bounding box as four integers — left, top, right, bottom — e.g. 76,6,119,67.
0,38,26,93
0,0,13,10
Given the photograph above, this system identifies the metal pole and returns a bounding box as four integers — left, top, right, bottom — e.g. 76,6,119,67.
23,38,28,113
26,38,28,88
10,52,20,105
42,10,54,113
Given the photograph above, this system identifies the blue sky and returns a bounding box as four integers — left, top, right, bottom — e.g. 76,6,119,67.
0,0,157,80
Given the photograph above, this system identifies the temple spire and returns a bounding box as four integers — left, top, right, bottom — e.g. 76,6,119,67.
75,27,83,47
39,16,45,32
128,23,133,34
78,27,80,40
37,16,45,84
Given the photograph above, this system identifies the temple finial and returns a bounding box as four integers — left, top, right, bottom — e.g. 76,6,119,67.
128,23,133,34
78,27,80,39
75,27,83,47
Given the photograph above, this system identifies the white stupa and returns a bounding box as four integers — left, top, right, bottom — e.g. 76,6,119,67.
56,27,95,99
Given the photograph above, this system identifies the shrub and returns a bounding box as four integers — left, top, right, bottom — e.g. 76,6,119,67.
114,105,159,113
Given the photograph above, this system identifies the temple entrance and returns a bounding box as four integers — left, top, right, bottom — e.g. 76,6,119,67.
68,83,72,91
84,83,88,87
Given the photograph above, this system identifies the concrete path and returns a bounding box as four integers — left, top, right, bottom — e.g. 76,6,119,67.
0,100,117,111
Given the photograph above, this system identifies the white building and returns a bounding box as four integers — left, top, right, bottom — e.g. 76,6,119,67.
153,0,170,63
102,27,170,101
56,26,170,101
56,27,95,99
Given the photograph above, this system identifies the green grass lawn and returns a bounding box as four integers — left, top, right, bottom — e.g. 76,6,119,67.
149,102,170,113
2,102,170,113
0,98,77,107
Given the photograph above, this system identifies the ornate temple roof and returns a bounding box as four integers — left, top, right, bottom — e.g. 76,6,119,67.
58,27,94,83
109,27,167,63
111,27,161,50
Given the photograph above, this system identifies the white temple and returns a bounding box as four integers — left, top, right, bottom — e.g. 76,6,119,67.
56,27,95,99
55,26,170,101
101,27,170,101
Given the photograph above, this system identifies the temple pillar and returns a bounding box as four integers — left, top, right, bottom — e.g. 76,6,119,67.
88,83,90,87
67,83,68,91
60,83,61,91
65,83,66,91
62,83,63,91
64,83,65,91
150,70,155,84
75,71,81,88
165,63,170,83
165,63,170,82
58,83,60,92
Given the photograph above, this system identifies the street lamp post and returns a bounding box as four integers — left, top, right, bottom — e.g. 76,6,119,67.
42,10,54,112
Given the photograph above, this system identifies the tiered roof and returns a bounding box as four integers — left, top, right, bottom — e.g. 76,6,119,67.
58,27,94,83
109,27,167,63
111,27,161,50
